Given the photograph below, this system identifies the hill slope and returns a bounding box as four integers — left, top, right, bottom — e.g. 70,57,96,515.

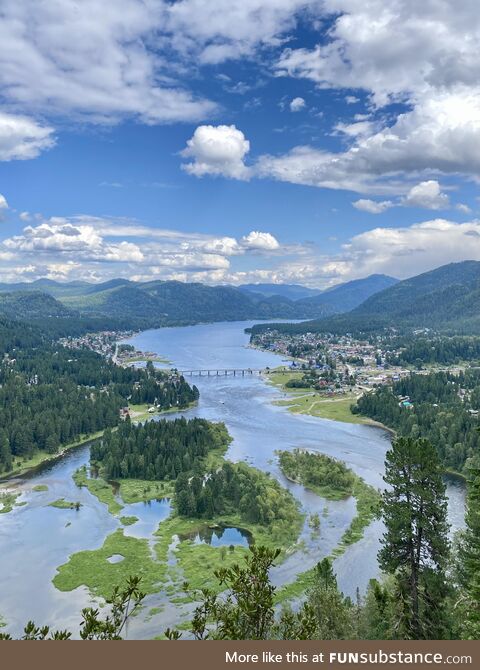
250,261,480,336
296,274,398,313
0,291,77,320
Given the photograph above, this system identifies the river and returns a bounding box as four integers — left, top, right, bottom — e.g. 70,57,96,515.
0,321,466,638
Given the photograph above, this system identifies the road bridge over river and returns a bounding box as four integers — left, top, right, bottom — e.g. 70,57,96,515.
178,367,300,377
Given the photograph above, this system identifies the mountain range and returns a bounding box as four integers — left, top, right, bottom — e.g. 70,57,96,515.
0,274,397,326
1,261,479,335
250,261,480,336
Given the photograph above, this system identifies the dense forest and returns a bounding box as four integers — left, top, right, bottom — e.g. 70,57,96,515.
175,461,300,530
386,336,480,367
0,318,198,473
353,370,480,472
90,417,228,481
278,449,356,497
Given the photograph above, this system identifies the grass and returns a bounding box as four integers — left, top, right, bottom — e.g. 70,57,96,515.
156,508,303,600
273,448,382,604
33,484,48,492
73,467,173,515
334,477,381,553
265,367,373,425
120,515,139,526
73,466,123,515
0,491,22,514
53,529,168,600
128,400,198,424
49,499,82,510
176,541,248,593
118,479,173,504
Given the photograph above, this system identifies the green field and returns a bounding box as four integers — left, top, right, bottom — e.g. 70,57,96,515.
54,529,169,599
266,368,372,425
49,499,82,510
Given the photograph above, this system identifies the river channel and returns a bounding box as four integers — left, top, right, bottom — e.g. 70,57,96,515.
0,321,466,638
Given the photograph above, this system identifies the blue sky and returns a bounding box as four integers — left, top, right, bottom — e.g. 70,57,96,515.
0,1,479,287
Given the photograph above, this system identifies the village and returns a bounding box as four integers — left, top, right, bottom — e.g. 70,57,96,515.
251,329,475,414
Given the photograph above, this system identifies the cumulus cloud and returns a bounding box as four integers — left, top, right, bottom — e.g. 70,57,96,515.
0,0,322,127
0,215,284,283
181,125,251,179
403,180,449,210
0,193,8,221
0,112,55,161
353,199,393,214
241,231,280,251
0,0,218,126
253,2,480,194
339,220,480,280
289,97,306,112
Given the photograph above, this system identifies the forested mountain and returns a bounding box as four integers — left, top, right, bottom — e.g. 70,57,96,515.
0,274,399,327
295,274,398,313
0,291,77,320
238,283,321,300
250,261,480,336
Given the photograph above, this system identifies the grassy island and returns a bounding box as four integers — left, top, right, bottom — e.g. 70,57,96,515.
54,418,304,602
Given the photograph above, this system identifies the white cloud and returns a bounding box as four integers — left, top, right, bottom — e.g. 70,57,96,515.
0,194,8,210
0,0,219,126
290,97,306,112
181,125,251,179
241,231,280,251
456,203,472,214
353,199,393,214
19,211,31,221
0,0,323,127
255,90,480,194
0,215,285,283
0,112,55,161
256,2,480,194
403,180,449,210
275,1,480,107
166,0,321,64
339,219,480,281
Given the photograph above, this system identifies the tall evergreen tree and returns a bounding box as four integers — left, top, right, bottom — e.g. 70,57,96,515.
379,437,450,639
458,466,480,638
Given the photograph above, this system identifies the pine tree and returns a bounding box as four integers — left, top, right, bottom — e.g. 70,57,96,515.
458,466,480,638
378,437,450,639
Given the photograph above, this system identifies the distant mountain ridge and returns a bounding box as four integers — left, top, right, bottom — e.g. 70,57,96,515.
0,274,397,325
250,261,480,336
237,283,321,300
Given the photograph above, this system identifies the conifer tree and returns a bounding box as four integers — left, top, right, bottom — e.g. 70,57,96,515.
458,466,480,638
379,437,450,639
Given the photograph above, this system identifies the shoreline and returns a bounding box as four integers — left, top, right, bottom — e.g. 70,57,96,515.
0,400,199,486
262,366,394,433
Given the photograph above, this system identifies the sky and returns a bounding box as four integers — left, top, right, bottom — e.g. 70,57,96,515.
0,0,480,288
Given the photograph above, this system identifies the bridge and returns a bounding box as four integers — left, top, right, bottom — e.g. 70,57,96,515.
178,367,300,377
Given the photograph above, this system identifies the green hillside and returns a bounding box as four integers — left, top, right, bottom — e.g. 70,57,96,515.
249,261,480,336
